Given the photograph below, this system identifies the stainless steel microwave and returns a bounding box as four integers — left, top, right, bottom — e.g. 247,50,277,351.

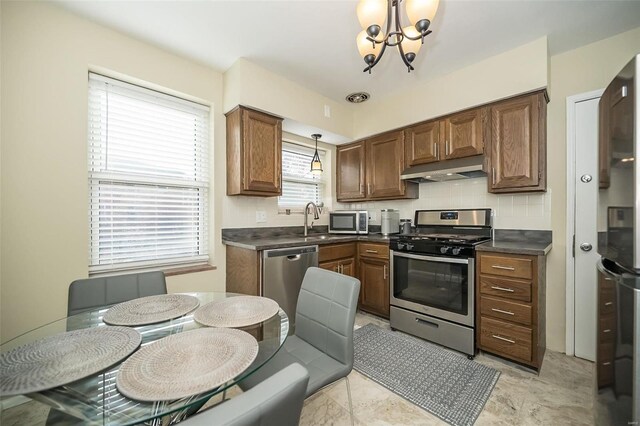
328,211,368,234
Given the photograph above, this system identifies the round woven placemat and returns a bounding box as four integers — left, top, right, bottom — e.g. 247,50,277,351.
0,326,141,396
116,328,258,401
103,294,200,326
194,296,280,328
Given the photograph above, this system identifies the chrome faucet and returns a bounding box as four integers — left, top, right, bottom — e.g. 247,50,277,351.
304,202,320,237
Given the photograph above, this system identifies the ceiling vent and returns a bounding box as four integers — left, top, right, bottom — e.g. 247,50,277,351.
345,92,370,103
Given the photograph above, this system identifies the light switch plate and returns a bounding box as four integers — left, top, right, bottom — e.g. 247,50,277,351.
256,211,267,223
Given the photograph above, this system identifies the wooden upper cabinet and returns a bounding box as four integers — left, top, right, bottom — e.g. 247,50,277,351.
226,106,283,196
443,108,486,160
336,141,367,200
404,120,442,166
367,130,406,198
488,92,546,193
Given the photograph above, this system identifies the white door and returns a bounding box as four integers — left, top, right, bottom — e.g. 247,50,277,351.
573,96,600,361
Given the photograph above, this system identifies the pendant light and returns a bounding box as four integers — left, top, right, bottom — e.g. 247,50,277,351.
310,134,323,175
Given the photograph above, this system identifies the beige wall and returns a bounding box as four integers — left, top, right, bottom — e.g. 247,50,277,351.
352,37,548,138
223,58,354,140
0,2,227,342
545,27,640,351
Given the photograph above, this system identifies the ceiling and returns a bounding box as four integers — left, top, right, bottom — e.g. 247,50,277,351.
55,0,640,104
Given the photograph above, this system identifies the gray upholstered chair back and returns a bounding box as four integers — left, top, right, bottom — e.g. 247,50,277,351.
67,271,167,316
294,267,361,368
181,363,309,426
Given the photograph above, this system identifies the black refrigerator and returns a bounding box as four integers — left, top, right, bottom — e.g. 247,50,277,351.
596,53,640,425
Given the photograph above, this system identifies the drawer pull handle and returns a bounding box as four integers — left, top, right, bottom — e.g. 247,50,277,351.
491,308,515,316
366,249,378,254
603,329,611,333
492,334,516,344
492,265,516,271
491,286,515,293
416,318,439,328
602,362,611,366
605,302,613,306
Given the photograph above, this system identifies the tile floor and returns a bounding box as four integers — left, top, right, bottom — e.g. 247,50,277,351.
0,311,594,426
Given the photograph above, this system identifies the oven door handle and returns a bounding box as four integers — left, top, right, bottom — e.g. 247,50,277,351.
391,251,469,265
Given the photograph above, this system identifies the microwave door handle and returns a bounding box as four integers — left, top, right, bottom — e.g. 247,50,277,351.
391,250,469,265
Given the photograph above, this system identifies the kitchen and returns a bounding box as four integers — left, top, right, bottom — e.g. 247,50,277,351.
2,0,640,425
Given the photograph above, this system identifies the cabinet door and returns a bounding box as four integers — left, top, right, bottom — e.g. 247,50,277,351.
367,130,406,199
359,258,390,318
319,259,341,274
242,108,282,194
443,108,485,160
489,94,543,191
404,120,442,166
340,258,357,278
336,142,366,201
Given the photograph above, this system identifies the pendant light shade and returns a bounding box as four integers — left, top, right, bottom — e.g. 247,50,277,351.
405,0,440,27
310,134,323,175
357,0,388,36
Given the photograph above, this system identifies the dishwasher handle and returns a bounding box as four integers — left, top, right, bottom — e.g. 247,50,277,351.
286,255,301,261
263,245,319,258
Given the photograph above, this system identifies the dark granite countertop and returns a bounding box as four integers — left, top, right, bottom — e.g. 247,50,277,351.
476,229,552,256
222,226,392,251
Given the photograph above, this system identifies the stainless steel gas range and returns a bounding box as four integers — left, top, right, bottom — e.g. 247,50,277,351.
389,209,492,358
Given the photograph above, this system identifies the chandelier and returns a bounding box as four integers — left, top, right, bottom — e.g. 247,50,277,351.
356,0,439,73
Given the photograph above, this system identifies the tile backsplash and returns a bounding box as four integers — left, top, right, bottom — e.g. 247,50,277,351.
222,177,551,230
337,177,551,230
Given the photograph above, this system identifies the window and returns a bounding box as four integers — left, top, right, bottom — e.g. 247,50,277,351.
87,73,209,273
279,142,325,212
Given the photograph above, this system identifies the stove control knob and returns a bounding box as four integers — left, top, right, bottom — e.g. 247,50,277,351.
452,247,461,256
440,246,450,254
397,242,405,250
406,243,414,251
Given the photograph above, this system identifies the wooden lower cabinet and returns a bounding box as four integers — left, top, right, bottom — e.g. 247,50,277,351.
358,258,389,318
358,242,390,319
476,251,546,370
597,271,616,388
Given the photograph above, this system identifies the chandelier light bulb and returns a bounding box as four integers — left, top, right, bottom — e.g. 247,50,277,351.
356,0,388,37
405,0,439,32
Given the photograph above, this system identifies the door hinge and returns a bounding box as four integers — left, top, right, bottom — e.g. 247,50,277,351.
572,234,575,258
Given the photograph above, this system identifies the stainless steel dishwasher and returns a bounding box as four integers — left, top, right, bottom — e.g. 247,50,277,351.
263,245,318,334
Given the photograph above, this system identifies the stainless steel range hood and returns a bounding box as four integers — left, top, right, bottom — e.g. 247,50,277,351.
401,156,487,182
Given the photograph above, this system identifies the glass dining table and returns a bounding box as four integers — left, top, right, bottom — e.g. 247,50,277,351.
0,292,289,425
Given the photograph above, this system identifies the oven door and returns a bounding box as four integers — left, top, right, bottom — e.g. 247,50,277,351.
390,250,474,327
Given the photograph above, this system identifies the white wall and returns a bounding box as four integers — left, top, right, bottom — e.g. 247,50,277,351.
352,37,548,138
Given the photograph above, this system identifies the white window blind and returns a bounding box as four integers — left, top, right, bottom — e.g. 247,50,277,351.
88,73,210,273
279,142,325,212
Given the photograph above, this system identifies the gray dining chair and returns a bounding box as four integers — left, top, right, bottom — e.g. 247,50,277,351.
45,271,169,425
67,271,167,315
181,363,309,426
239,267,361,424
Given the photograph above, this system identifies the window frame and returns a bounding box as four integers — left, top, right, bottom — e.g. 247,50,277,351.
278,141,326,214
87,73,211,274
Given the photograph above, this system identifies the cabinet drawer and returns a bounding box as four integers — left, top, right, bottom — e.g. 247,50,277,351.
479,275,532,302
480,317,532,363
479,254,533,279
597,361,613,388
598,315,616,344
599,285,616,316
480,296,532,326
319,243,356,263
358,242,390,260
